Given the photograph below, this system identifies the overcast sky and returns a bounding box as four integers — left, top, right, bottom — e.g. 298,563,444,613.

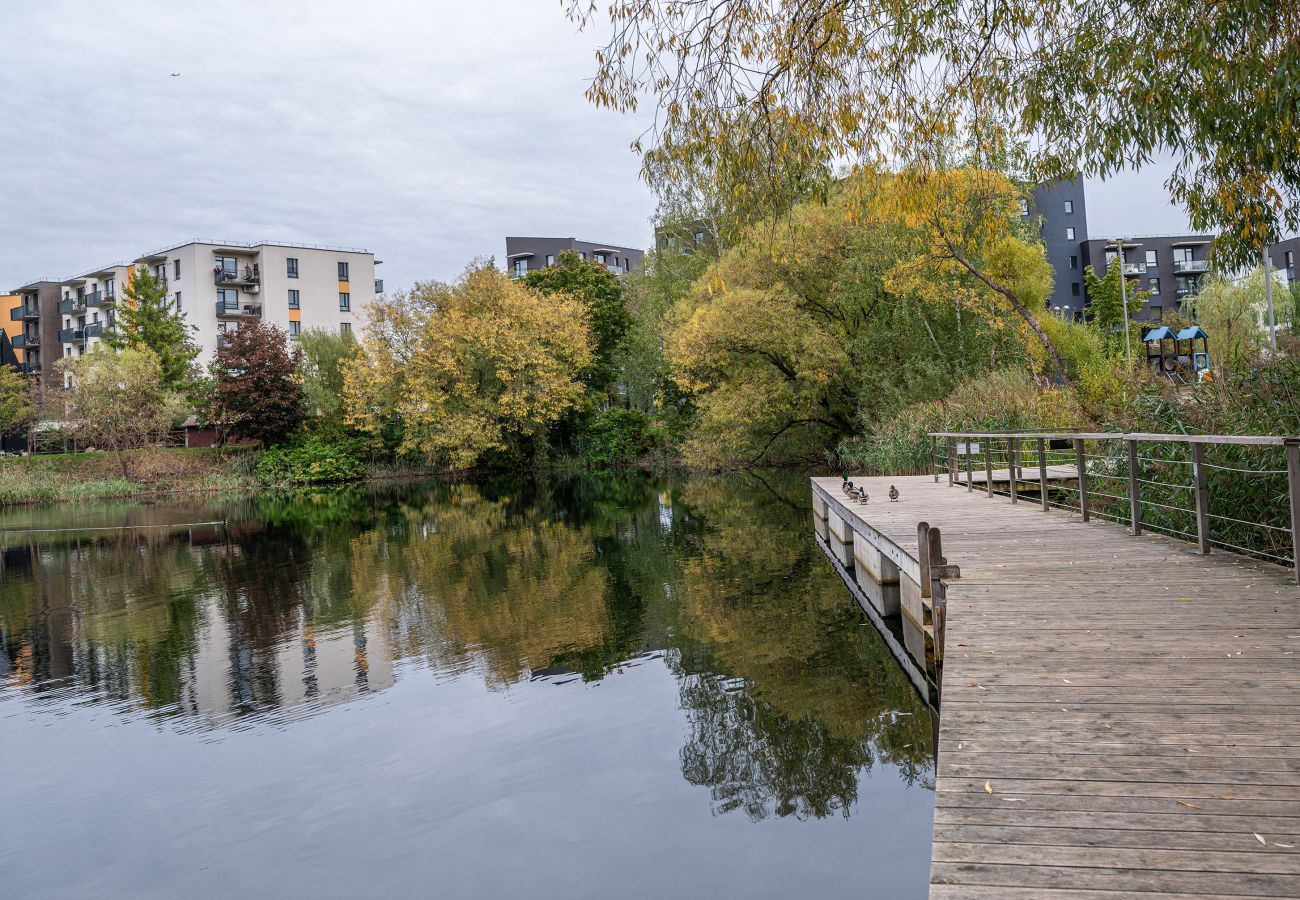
0,0,1193,293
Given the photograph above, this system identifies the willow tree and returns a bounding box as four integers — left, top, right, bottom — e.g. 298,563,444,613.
568,1,1300,268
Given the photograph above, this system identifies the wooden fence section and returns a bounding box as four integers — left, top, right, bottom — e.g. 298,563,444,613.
812,474,1300,899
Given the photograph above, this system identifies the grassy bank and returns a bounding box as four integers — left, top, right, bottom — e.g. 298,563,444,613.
0,448,260,506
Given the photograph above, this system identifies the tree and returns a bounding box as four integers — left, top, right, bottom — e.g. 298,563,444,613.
105,268,199,391
208,320,304,446
58,348,184,478
297,328,357,429
0,365,37,441
569,0,1300,268
1184,268,1292,379
343,262,593,469
1081,264,1150,335
524,251,630,400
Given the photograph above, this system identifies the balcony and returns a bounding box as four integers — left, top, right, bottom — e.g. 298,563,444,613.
213,265,260,286
84,290,114,307
11,334,27,349
22,361,41,375
10,304,39,321
58,327,84,344
84,322,105,339
58,297,85,315
1173,259,1208,274
1118,262,1147,276
604,264,627,276
215,301,263,319
374,278,384,294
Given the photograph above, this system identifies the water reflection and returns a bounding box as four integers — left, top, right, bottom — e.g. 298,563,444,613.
1,472,933,805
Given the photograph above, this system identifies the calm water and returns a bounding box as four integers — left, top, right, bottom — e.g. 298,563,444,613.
0,472,934,899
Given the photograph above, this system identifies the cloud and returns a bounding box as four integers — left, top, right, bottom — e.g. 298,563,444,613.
0,0,656,291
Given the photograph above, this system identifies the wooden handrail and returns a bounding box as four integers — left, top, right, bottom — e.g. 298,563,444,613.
930,430,1298,447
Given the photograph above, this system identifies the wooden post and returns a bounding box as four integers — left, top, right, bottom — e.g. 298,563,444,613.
965,439,974,492
917,521,931,599
1287,440,1300,585
1038,437,1049,511
931,434,938,482
947,438,956,486
1191,442,1210,554
1075,438,1089,522
984,439,994,498
1009,438,1020,504
1127,439,1142,536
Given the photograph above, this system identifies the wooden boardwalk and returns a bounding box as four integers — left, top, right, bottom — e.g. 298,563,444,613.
812,474,1300,899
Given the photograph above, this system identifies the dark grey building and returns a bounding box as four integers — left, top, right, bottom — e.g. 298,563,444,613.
1027,177,1089,316
9,280,63,389
1268,237,1300,284
504,237,644,280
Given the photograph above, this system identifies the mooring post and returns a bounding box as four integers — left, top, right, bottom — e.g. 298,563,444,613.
984,439,994,498
965,439,974,491
1127,439,1142,536
1037,437,1049,511
1074,438,1089,522
1191,442,1210,554
1009,438,1020,504
916,521,931,599
1286,439,1300,585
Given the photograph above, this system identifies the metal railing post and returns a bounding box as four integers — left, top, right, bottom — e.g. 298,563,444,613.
1038,437,1049,511
1009,438,1020,504
1074,438,1089,521
1191,442,1210,554
1287,440,1300,585
1127,439,1142,536
984,438,994,498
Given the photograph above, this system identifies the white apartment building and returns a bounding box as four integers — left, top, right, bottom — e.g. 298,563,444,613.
56,240,380,369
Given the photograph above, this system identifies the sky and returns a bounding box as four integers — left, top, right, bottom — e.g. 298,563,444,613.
0,0,1193,293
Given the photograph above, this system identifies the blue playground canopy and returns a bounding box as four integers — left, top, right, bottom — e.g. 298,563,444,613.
1143,326,1178,342
1177,326,1209,341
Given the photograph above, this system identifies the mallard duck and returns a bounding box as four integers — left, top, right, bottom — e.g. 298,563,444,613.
888,485,899,502
852,485,869,503
842,478,856,496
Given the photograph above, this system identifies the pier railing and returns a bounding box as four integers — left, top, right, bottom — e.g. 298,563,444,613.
928,431,1300,582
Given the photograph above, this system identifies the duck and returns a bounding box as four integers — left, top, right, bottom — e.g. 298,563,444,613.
888,485,899,502
852,485,869,503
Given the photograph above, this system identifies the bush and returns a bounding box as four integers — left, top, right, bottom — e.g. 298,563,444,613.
255,434,368,485
577,408,658,467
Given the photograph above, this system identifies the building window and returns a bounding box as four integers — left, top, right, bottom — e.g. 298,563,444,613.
289,320,301,340
175,291,182,311
338,292,350,311
1066,227,1076,241
174,258,182,280
1018,198,1029,216
155,264,167,282
1286,250,1295,268
1149,277,1161,295
1145,249,1158,267
1174,247,1194,262
546,254,555,266
1064,200,1073,214
579,251,586,259
339,322,351,335
337,261,350,282
287,257,299,278
217,288,239,308
215,256,237,275
288,289,300,309
104,278,114,297
1071,282,1080,297
595,253,607,264
513,259,528,277
1068,255,1078,270
694,230,706,243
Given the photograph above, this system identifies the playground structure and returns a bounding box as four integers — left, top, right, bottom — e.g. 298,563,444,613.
1143,324,1211,384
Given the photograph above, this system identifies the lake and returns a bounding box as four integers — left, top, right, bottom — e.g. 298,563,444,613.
0,471,934,898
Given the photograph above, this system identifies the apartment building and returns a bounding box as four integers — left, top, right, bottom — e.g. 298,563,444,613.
504,237,644,279
41,240,379,374
5,280,62,388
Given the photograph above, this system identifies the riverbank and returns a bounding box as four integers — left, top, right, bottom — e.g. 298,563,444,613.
0,448,260,506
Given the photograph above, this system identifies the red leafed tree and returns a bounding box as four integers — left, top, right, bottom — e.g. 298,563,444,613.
209,320,304,446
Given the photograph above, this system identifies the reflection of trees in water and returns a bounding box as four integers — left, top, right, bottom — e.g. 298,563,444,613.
670,471,934,820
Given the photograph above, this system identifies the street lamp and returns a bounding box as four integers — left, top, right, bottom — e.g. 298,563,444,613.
1113,239,1134,366
1264,245,1278,353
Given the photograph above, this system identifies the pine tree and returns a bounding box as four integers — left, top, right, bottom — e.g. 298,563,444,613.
106,268,199,390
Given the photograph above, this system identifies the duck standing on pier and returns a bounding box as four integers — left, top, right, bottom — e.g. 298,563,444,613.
889,485,899,502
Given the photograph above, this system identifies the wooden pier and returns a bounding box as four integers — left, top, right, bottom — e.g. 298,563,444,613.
812,469,1300,898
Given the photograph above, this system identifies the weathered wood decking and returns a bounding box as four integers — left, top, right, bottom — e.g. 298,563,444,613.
812,474,1300,899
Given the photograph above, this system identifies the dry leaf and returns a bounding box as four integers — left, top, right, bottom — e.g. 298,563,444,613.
984,780,993,795
1176,801,1201,809
1002,798,1026,803
1063,679,1073,684
1274,843,1295,849
1254,833,1267,845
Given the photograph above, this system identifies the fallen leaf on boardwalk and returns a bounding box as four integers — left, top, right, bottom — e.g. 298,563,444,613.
1176,801,1201,809
1221,796,1237,800
1184,748,1198,753
1062,679,1073,684
1254,833,1267,845
1103,724,1113,730
1274,843,1296,849
964,682,980,687
1002,798,1026,803
984,781,993,794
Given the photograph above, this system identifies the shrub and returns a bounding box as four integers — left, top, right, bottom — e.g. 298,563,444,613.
255,434,368,485
577,408,658,467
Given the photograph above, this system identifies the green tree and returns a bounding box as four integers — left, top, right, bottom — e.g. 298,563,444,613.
1081,263,1149,350
208,320,304,446
105,268,199,391
58,348,184,478
297,328,357,430
570,0,1300,268
1184,267,1292,379
524,251,630,400
0,365,37,442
